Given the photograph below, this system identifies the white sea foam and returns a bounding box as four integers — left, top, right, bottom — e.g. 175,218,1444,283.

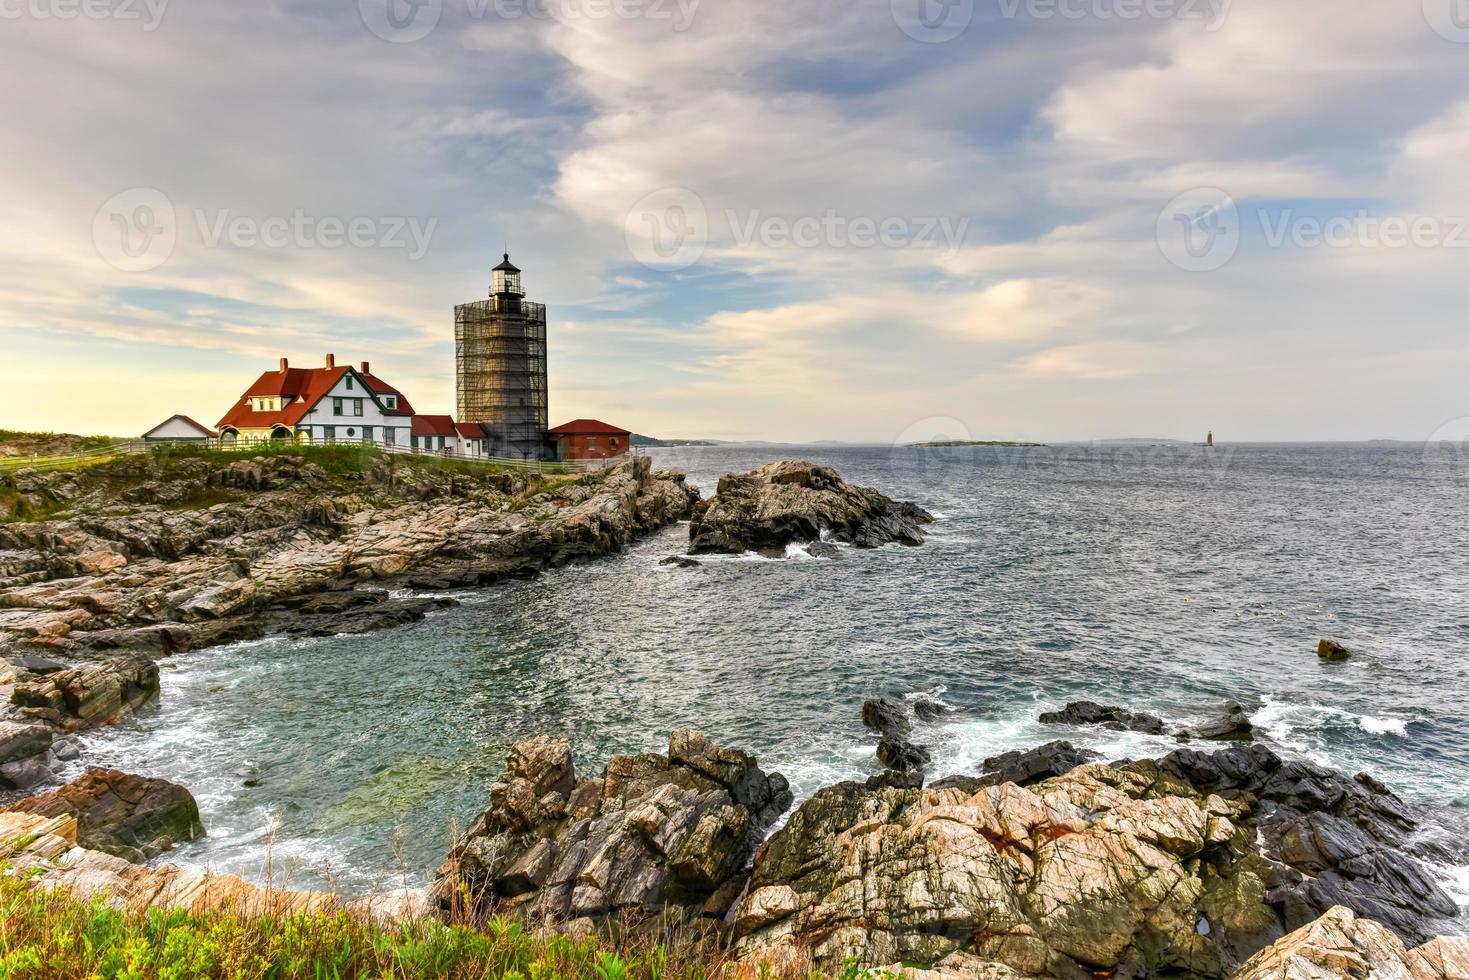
1253,696,1411,743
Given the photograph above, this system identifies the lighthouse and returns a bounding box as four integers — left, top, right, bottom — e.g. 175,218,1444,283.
454,254,549,460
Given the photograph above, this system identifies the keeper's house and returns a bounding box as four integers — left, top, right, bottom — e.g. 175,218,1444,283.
142,415,216,443
547,419,631,461
216,355,415,447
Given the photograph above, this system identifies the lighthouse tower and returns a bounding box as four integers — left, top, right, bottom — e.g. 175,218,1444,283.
454,254,549,460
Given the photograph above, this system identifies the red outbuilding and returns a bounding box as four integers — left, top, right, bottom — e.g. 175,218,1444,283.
547,419,631,461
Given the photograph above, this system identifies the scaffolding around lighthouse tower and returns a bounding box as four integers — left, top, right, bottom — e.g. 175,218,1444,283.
454,253,548,460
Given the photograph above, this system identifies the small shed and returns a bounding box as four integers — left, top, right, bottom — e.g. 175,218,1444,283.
143,415,216,443
547,419,631,461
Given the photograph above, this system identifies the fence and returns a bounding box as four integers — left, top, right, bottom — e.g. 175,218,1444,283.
0,439,640,477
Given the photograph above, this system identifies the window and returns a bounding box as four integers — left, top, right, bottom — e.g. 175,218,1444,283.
346,376,354,390
587,436,598,450
333,398,343,416
384,396,396,409
324,426,336,443
353,400,364,417
346,428,356,438
385,428,395,446
363,426,374,442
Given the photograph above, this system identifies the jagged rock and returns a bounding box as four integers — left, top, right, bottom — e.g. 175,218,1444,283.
6,768,204,862
0,458,699,660
1178,700,1255,742
805,541,842,559
1318,639,1353,662
11,655,67,675
688,461,932,554
733,743,1461,976
659,556,701,568
1231,905,1469,980
931,740,1098,794
277,597,458,637
863,698,931,775
1039,699,1166,735
912,696,948,721
0,721,53,765
11,655,160,732
432,730,792,929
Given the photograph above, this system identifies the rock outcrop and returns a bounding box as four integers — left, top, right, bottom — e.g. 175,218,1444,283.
687,461,932,555
1232,905,1469,980
863,697,932,774
1038,700,1167,735
6,768,204,862
432,730,793,933
732,742,1462,977
1318,639,1353,662
1178,700,1256,742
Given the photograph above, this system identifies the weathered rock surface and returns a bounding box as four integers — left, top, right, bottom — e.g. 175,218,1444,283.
6,768,204,862
1318,639,1353,662
732,742,1462,977
0,808,425,922
687,461,932,555
1232,905,1469,980
0,456,699,663
1039,699,1167,735
432,730,793,931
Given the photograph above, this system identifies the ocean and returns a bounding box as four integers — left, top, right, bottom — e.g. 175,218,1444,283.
67,442,1469,915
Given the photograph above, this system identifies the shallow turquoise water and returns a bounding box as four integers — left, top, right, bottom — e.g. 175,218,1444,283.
70,443,1469,909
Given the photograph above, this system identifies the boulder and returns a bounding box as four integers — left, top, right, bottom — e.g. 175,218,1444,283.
6,768,204,862
431,730,792,929
688,461,932,555
863,698,931,775
11,655,67,675
659,556,701,569
1038,699,1167,735
0,721,54,765
1317,639,1353,662
805,541,842,559
1178,700,1255,742
931,740,1098,793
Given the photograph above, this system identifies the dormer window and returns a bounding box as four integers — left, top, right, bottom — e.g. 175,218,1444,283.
384,396,396,409
346,376,354,391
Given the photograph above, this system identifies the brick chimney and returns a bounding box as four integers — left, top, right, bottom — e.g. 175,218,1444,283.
360,361,370,375
325,353,335,368
279,357,289,372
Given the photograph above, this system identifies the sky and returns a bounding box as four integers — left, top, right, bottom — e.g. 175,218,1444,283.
2,0,1468,443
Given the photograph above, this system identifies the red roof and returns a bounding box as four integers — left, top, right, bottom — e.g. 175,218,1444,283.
412,415,459,438
218,361,413,431
454,422,488,439
547,419,630,436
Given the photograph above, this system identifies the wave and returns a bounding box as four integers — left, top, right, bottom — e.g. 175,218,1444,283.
1253,696,1412,743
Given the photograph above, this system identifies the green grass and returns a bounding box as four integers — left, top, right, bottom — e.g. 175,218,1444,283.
0,871,725,980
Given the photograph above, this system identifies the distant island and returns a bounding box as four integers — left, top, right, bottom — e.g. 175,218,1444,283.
911,440,1046,448
632,434,723,447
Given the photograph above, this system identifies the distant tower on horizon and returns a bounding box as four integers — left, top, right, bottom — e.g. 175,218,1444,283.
454,253,549,460
1207,431,1215,448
